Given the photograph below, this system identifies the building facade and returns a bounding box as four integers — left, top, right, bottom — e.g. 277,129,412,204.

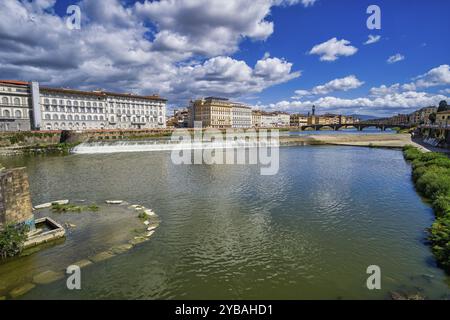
290,114,308,127
0,80,32,131
232,105,252,128
189,97,251,128
0,80,166,131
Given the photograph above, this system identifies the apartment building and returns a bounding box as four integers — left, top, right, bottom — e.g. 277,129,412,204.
0,80,33,131
0,80,167,131
189,97,252,128
290,114,309,127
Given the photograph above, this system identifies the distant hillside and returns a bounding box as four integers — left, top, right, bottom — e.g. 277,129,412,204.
350,114,381,121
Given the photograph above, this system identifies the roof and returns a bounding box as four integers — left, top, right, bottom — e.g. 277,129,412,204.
0,80,29,86
41,87,167,101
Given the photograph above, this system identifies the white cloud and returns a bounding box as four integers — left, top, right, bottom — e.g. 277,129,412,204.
0,0,302,104
440,88,450,94
258,91,449,115
309,38,358,61
364,34,381,45
293,75,364,98
387,53,405,64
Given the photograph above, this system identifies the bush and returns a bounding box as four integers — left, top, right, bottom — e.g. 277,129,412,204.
404,146,450,272
0,223,29,259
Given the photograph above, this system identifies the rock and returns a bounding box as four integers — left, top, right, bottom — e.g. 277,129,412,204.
129,236,148,245
143,220,150,225
390,291,407,300
33,270,64,285
110,244,133,254
406,292,426,300
34,202,52,209
90,251,115,263
145,231,155,237
52,200,69,205
144,209,156,216
71,259,93,269
147,226,156,232
106,200,123,204
9,283,36,299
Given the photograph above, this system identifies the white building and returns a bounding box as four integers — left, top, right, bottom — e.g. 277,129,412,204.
0,80,32,131
231,104,252,128
0,80,167,131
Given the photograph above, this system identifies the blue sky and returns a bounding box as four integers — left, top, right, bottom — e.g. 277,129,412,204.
0,0,449,116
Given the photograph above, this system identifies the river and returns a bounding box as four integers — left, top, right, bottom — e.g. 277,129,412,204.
1,141,449,299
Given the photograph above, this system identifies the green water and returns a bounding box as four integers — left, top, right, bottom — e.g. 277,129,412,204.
1,145,450,299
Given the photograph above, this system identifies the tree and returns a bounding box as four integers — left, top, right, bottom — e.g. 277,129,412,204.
429,112,437,124
437,100,448,112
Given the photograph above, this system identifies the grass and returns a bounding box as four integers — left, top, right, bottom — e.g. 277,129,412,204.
403,145,450,271
51,203,100,213
0,223,29,259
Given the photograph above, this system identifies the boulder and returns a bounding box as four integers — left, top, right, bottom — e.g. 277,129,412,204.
144,210,156,217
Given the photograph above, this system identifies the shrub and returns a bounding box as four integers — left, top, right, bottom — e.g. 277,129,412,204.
0,223,29,259
404,146,450,272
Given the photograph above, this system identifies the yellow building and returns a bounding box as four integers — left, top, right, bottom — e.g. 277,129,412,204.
436,110,450,126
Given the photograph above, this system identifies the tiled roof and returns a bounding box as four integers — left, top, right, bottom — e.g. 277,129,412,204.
0,80,29,86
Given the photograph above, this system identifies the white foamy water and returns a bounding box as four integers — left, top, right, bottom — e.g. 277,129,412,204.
72,140,279,154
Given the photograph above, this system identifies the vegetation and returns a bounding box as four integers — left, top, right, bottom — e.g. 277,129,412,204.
51,203,100,213
403,145,450,271
0,223,29,259
437,100,448,113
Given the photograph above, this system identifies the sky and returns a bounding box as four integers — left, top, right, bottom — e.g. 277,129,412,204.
0,0,449,116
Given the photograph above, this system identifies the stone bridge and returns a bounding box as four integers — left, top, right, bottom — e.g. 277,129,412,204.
299,123,411,131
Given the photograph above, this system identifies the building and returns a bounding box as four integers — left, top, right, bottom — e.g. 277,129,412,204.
252,110,262,128
0,80,167,131
409,106,437,125
0,80,33,131
290,114,309,127
232,104,252,128
170,108,189,128
436,110,450,126
189,97,251,128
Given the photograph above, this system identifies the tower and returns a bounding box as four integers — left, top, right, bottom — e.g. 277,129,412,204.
312,105,316,116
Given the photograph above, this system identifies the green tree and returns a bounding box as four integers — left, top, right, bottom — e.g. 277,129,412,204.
438,100,448,112
429,112,437,124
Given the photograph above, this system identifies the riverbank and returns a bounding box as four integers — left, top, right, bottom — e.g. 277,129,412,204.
403,146,450,273
279,133,429,150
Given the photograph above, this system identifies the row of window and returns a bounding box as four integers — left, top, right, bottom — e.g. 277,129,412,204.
44,106,104,113
44,99,104,108
44,114,105,121
1,97,26,105
1,109,25,118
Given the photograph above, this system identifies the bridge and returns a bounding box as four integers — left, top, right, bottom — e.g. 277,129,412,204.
298,123,412,131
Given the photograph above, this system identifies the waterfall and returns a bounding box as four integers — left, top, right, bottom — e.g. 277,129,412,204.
71,139,279,154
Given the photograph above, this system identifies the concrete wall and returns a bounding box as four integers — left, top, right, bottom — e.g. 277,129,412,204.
0,168,34,230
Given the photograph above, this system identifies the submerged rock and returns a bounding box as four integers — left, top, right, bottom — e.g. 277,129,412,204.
110,244,133,254
10,283,36,299
390,291,408,300
129,236,148,245
33,270,64,285
72,259,93,269
90,251,115,263
106,200,123,204
52,200,70,205
34,202,52,209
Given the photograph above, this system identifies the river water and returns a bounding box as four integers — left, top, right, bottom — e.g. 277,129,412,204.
1,141,450,299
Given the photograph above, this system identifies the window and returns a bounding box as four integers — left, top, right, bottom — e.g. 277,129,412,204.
14,98,20,105
1,97,8,105
45,114,51,120
15,110,21,118
3,109,10,117
53,114,59,120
